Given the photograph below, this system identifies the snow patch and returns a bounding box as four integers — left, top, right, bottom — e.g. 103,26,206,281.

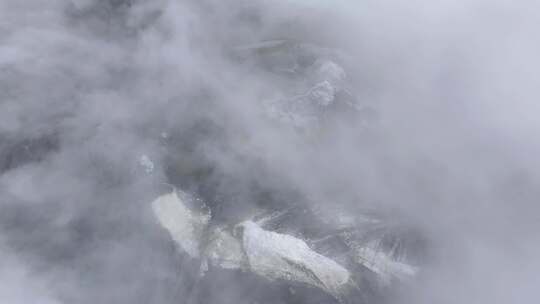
352,241,418,285
139,154,154,174
239,221,350,297
151,191,210,257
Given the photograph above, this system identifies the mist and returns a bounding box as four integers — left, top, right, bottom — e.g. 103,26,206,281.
1,1,539,303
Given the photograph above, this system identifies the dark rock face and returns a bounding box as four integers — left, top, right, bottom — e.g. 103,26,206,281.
0,133,60,173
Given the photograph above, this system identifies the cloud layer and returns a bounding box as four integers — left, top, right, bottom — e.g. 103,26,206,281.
0,1,539,303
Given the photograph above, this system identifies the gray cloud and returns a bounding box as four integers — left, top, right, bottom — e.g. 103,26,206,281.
0,0,538,303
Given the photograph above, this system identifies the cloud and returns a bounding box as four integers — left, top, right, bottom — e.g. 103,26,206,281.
0,0,538,303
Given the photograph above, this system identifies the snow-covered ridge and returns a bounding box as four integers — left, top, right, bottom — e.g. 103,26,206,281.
151,191,420,300
151,191,210,258
151,191,352,299
240,220,350,297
